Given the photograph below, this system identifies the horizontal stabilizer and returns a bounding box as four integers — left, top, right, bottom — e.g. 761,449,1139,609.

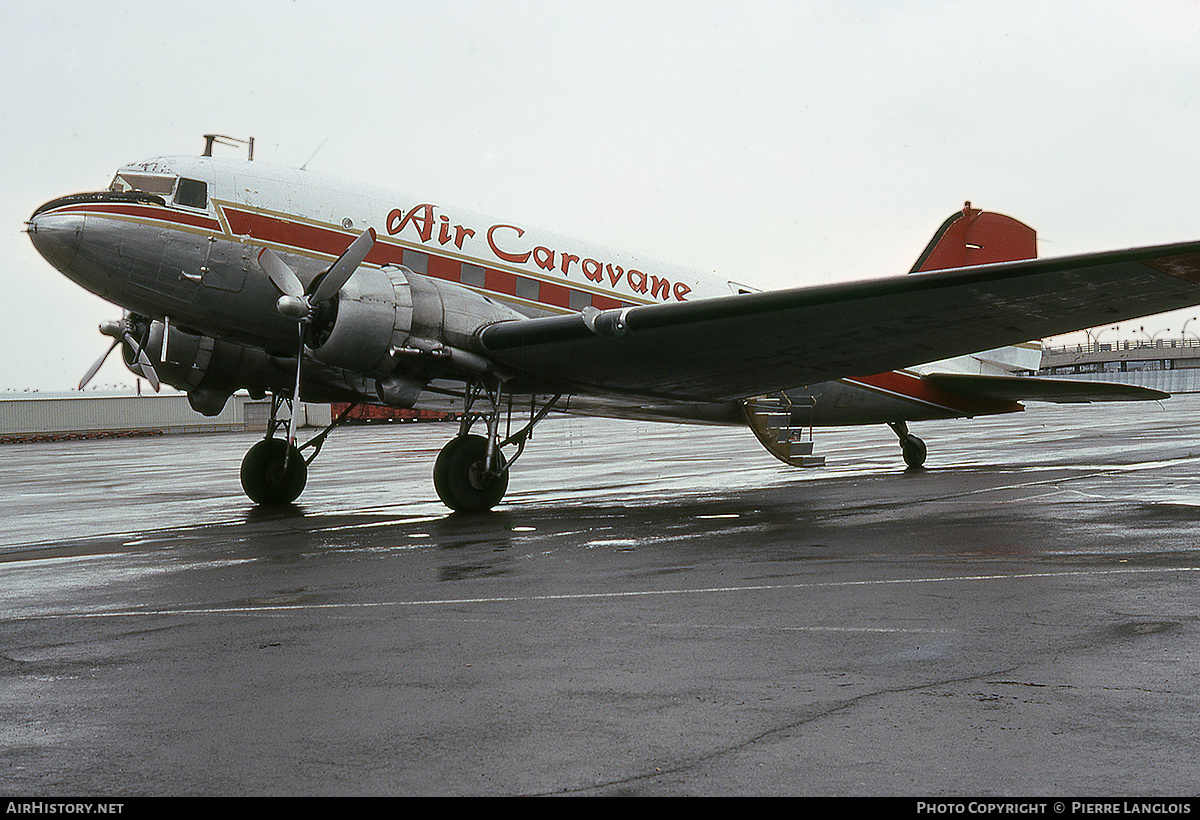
922,373,1169,403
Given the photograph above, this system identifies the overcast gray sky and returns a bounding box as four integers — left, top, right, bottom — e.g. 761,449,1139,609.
4,0,1200,391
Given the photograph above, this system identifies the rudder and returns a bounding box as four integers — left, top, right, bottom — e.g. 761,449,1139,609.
910,202,1037,273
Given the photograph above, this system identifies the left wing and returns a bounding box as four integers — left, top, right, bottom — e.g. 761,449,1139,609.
476,240,1200,401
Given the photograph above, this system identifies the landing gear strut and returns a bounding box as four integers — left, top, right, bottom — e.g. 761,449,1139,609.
240,395,356,505
434,383,561,513
888,421,927,469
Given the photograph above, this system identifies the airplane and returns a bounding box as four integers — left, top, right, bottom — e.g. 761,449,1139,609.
25,135,1200,512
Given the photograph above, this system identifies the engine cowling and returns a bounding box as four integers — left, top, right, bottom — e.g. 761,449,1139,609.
304,265,411,376
307,264,526,376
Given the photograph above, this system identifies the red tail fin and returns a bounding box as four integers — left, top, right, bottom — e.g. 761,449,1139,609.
910,202,1036,273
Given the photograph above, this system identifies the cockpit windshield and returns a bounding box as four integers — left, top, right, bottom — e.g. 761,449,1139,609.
109,171,177,196
108,171,208,209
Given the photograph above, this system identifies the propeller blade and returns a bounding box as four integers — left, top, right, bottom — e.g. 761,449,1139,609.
312,228,376,303
286,323,305,452
78,339,119,390
123,332,161,393
258,248,305,299
137,349,161,392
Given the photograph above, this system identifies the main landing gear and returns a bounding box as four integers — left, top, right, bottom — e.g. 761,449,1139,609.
239,386,559,512
434,384,561,513
888,421,927,469
240,395,355,505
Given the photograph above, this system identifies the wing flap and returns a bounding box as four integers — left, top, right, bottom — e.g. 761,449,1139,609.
476,240,1200,402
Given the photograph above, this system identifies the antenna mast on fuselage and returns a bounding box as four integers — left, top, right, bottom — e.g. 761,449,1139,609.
202,134,254,161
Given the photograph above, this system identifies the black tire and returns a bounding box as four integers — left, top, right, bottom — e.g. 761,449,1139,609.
902,435,927,469
433,434,509,512
241,438,308,505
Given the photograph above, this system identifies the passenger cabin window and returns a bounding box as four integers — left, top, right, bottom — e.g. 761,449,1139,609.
174,178,208,209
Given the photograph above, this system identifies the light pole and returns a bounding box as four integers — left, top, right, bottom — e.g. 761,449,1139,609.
1183,317,1199,343
1140,326,1170,346
1086,325,1119,349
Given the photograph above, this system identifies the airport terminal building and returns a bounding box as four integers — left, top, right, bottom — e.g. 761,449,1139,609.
1035,338,1200,395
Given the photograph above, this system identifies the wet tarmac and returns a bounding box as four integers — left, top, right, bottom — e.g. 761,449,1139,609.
2,396,1200,796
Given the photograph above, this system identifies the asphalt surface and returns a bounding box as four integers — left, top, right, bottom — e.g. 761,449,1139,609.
2,396,1200,796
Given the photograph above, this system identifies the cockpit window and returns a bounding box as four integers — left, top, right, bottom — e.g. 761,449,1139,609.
174,178,208,209
109,172,176,195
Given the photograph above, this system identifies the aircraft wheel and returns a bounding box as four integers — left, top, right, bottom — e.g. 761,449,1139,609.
901,435,927,469
241,438,307,505
433,434,509,513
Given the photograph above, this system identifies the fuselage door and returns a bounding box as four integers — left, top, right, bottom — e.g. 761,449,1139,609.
173,175,246,293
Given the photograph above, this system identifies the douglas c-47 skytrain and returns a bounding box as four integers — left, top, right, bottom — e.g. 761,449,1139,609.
25,135,1200,511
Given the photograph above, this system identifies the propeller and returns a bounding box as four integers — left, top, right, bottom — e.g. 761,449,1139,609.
79,315,160,391
259,228,376,321
258,228,376,457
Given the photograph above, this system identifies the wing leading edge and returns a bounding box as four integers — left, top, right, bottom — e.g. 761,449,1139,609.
474,240,1200,402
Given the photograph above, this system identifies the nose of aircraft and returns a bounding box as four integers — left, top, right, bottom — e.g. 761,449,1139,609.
26,203,83,275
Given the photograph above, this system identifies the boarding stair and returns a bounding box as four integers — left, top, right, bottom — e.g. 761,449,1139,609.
742,394,825,468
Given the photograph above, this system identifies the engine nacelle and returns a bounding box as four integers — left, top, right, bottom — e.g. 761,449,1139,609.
307,265,526,376
141,320,290,415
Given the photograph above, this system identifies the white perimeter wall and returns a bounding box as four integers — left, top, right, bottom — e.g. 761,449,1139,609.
0,393,332,437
